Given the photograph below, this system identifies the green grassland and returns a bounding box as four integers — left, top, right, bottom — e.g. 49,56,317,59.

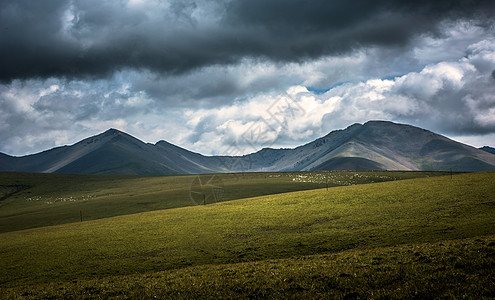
0,171,444,233
0,171,494,298
2,235,494,299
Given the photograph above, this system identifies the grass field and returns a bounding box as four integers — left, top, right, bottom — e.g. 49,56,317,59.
0,171,494,298
0,171,444,233
2,235,494,299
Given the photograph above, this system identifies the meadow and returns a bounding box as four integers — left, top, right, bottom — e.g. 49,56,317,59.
0,171,494,298
0,171,442,233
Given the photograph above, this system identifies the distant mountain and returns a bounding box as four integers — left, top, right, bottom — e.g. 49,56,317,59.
237,121,495,173
480,146,495,155
1,121,495,174
0,129,217,175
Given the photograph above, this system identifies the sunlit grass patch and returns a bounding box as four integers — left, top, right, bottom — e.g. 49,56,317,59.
0,171,446,232
0,172,493,292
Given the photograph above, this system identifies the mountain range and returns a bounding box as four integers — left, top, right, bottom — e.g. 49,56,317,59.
1,121,495,175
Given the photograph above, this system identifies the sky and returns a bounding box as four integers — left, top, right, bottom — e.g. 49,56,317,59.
1,0,495,156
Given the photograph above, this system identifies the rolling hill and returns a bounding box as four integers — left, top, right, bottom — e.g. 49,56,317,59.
1,121,494,174
1,172,494,298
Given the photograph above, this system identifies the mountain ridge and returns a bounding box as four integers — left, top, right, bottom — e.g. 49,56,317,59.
1,121,495,174
480,146,495,155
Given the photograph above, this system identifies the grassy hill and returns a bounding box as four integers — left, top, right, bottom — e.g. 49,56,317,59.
2,235,493,299
0,172,494,298
0,171,442,233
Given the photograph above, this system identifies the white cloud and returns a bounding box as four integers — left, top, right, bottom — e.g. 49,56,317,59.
413,20,489,64
1,22,495,156
171,36,495,155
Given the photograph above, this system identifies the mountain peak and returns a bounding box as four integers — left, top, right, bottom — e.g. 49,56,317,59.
97,128,140,141
363,120,402,126
103,128,124,135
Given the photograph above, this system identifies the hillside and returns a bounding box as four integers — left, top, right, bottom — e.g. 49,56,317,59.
1,121,494,174
0,171,443,233
2,235,494,298
0,172,494,298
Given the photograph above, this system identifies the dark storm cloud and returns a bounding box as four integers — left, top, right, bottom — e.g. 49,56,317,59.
1,0,494,82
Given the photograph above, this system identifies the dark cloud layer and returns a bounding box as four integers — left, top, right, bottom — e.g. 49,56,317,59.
1,0,493,82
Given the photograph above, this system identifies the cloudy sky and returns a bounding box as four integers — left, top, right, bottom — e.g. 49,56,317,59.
1,0,495,156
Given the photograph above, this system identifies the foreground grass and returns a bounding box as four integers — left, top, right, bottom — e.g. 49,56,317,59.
2,235,494,299
0,171,444,233
0,172,493,292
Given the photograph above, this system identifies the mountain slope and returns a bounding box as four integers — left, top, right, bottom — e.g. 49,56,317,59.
320,121,495,172
480,146,495,155
1,121,494,174
0,129,214,175
245,121,495,172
